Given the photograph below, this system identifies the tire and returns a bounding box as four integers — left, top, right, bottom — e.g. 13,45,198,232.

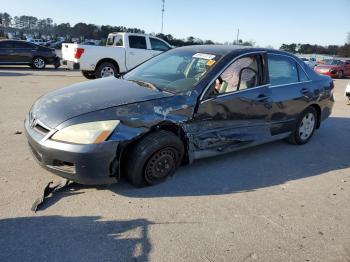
81,70,96,79
95,62,118,78
337,70,344,79
287,107,317,145
126,130,184,187
32,57,46,69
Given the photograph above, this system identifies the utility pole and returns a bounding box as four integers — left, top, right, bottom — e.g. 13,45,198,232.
236,28,239,45
161,0,165,34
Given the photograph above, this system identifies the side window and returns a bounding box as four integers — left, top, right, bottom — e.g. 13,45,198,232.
297,65,309,82
268,54,298,85
13,41,33,48
0,41,13,48
150,38,170,51
128,36,147,49
214,56,259,94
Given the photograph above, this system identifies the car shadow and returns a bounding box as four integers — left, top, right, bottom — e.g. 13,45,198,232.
33,116,350,206
0,71,32,77
0,66,82,77
0,216,153,262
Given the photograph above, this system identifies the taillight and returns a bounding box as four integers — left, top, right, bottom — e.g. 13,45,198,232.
74,48,84,59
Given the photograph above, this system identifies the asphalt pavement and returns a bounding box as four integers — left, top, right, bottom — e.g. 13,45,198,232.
0,66,349,262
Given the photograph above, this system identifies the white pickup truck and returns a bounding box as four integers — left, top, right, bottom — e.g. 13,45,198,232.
61,32,172,79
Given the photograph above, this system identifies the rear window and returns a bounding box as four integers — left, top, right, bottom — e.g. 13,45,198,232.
297,65,309,82
129,36,147,49
106,36,115,46
268,54,298,85
107,35,123,47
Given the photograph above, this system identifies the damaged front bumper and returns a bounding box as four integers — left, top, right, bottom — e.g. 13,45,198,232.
24,117,120,185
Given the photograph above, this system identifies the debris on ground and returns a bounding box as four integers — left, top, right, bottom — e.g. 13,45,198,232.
14,131,22,135
31,179,75,212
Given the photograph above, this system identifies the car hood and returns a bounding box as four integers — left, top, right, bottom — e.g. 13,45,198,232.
31,77,172,128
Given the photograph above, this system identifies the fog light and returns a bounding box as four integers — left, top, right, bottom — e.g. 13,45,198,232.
48,160,76,174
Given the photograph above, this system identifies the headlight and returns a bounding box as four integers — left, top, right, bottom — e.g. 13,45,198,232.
51,120,120,144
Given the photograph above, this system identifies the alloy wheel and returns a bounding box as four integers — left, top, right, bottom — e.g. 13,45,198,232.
298,113,316,141
100,67,115,78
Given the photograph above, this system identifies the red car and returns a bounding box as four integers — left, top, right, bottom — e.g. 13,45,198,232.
314,59,350,78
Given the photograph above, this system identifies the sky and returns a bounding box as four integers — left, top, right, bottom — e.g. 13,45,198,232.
1,0,349,48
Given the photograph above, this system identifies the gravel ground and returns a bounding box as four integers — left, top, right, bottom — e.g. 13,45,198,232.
0,66,349,262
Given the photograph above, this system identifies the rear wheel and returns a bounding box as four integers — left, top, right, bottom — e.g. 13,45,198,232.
81,70,96,79
32,57,46,69
95,62,118,78
287,107,317,145
126,131,184,187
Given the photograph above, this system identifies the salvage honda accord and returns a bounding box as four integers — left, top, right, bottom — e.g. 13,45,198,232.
24,46,334,186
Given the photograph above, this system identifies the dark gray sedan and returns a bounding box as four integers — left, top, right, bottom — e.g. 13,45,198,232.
24,46,334,186
0,40,60,69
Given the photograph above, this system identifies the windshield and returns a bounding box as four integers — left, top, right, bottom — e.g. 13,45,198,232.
322,59,342,65
124,49,222,93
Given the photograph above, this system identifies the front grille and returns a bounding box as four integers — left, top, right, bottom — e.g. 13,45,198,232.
33,122,50,135
29,112,51,135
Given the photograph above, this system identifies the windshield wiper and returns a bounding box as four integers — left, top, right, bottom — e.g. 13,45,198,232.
129,80,162,92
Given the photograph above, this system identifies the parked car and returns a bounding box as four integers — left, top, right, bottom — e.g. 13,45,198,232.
300,57,316,68
0,40,60,69
61,32,172,79
345,81,350,104
28,39,47,46
50,40,65,49
314,59,350,78
24,46,334,186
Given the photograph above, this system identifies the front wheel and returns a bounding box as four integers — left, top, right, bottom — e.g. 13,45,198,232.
95,62,118,78
32,57,46,69
287,107,317,145
126,131,184,187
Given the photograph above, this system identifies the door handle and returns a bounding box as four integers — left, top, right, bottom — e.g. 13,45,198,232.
128,52,135,55
256,94,270,101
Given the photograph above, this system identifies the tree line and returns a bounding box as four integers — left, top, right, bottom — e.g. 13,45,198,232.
0,12,254,47
280,40,350,57
1,11,348,55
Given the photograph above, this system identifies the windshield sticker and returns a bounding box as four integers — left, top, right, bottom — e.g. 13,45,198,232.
206,60,216,67
193,53,216,60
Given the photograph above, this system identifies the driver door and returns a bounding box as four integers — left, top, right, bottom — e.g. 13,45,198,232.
188,53,272,158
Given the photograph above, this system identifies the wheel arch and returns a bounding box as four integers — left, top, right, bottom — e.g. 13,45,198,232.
309,103,321,129
118,121,190,179
95,58,120,73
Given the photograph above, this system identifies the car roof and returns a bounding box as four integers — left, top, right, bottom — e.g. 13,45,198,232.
173,45,294,58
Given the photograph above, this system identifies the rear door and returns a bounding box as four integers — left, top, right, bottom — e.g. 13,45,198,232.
12,41,36,63
267,53,314,135
126,35,153,69
0,41,14,63
189,53,272,157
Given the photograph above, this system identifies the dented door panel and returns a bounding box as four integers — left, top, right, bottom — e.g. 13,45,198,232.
188,86,272,155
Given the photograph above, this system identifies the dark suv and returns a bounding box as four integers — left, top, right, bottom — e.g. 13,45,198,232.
0,40,60,69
